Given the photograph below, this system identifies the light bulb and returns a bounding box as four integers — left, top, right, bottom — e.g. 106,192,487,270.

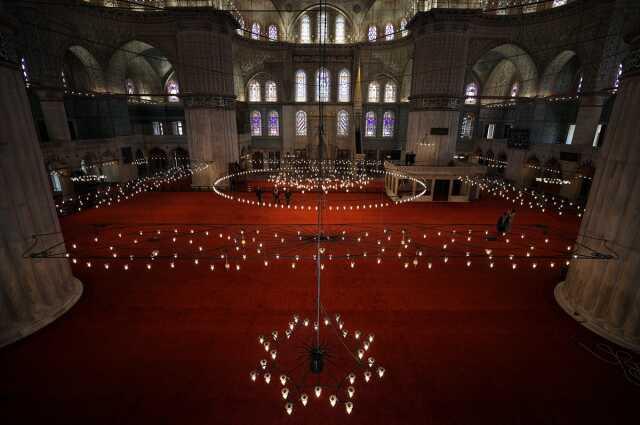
347,386,355,398
368,357,375,367
264,373,271,384
329,394,337,407
315,386,322,398
250,371,257,381
377,366,385,378
281,387,289,399
285,402,293,415
270,350,277,360
300,393,308,406
357,349,364,359
364,371,372,382
348,373,356,384
345,401,354,415
260,359,267,370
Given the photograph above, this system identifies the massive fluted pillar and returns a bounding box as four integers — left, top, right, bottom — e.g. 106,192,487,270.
175,10,239,187
0,12,82,347
405,11,469,166
555,27,640,351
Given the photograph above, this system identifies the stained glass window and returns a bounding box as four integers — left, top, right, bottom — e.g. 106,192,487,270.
251,111,262,136
613,63,623,91
382,111,394,137
20,58,29,86
338,69,350,102
295,70,307,102
510,82,520,98
368,81,380,103
400,18,408,37
125,79,135,95
268,25,278,41
335,15,346,44
268,110,279,136
385,23,394,41
460,113,474,139
300,15,311,43
464,83,478,104
368,26,377,42
365,111,376,137
384,82,397,103
251,23,261,40
317,11,327,43
296,110,307,136
167,79,179,102
248,80,261,102
316,68,330,102
265,81,277,102
337,110,349,136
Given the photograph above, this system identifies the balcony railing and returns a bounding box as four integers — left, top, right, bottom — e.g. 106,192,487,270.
406,0,573,19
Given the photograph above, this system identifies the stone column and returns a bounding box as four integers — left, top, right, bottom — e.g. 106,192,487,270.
571,95,605,146
175,11,239,188
0,13,82,347
406,12,469,166
555,28,640,351
36,88,71,141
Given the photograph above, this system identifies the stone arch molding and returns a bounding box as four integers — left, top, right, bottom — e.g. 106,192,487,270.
539,50,580,97
106,40,176,95
65,45,107,92
472,43,539,101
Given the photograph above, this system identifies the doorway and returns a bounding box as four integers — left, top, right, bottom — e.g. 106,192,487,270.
433,179,450,201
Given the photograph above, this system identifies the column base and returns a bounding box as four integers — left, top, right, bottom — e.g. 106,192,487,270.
555,281,640,353
0,278,83,348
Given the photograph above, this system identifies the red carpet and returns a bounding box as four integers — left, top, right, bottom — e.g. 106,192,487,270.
1,191,638,425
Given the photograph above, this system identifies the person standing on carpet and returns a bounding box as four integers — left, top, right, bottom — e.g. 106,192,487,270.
504,209,516,234
497,211,508,236
256,187,263,204
285,189,292,206
273,187,280,204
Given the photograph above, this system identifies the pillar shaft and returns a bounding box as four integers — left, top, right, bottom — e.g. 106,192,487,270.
175,11,239,187
0,15,82,347
555,33,640,351
406,12,469,166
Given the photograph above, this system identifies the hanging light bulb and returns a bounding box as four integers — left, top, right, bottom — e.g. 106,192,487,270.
285,402,293,415
377,366,385,378
260,359,267,370
348,373,356,384
250,371,258,382
329,394,338,407
264,373,271,384
300,393,308,406
347,386,355,398
345,401,354,415
280,375,287,386
364,370,372,382
357,349,364,359
315,386,322,398
281,387,289,400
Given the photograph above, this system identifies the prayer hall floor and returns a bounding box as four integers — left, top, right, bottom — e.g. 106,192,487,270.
1,191,638,425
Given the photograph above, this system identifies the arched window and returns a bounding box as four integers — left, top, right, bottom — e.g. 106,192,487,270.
296,110,307,136
337,110,349,136
382,111,395,137
335,15,346,44
365,111,376,137
166,79,179,102
265,81,277,102
576,74,583,95
338,69,350,102
464,83,478,104
613,63,623,91
368,81,380,103
460,112,475,139
316,68,330,102
20,57,30,86
125,79,136,95
368,26,377,42
268,25,278,41
384,82,397,103
237,19,245,36
248,80,261,102
251,23,261,40
385,23,394,41
295,70,307,102
268,111,279,136
400,18,408,37
50,171,63,192
300,15,311,43
552,0,567,6
251,111,262,136
317,11,328,43
510,82,520,98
